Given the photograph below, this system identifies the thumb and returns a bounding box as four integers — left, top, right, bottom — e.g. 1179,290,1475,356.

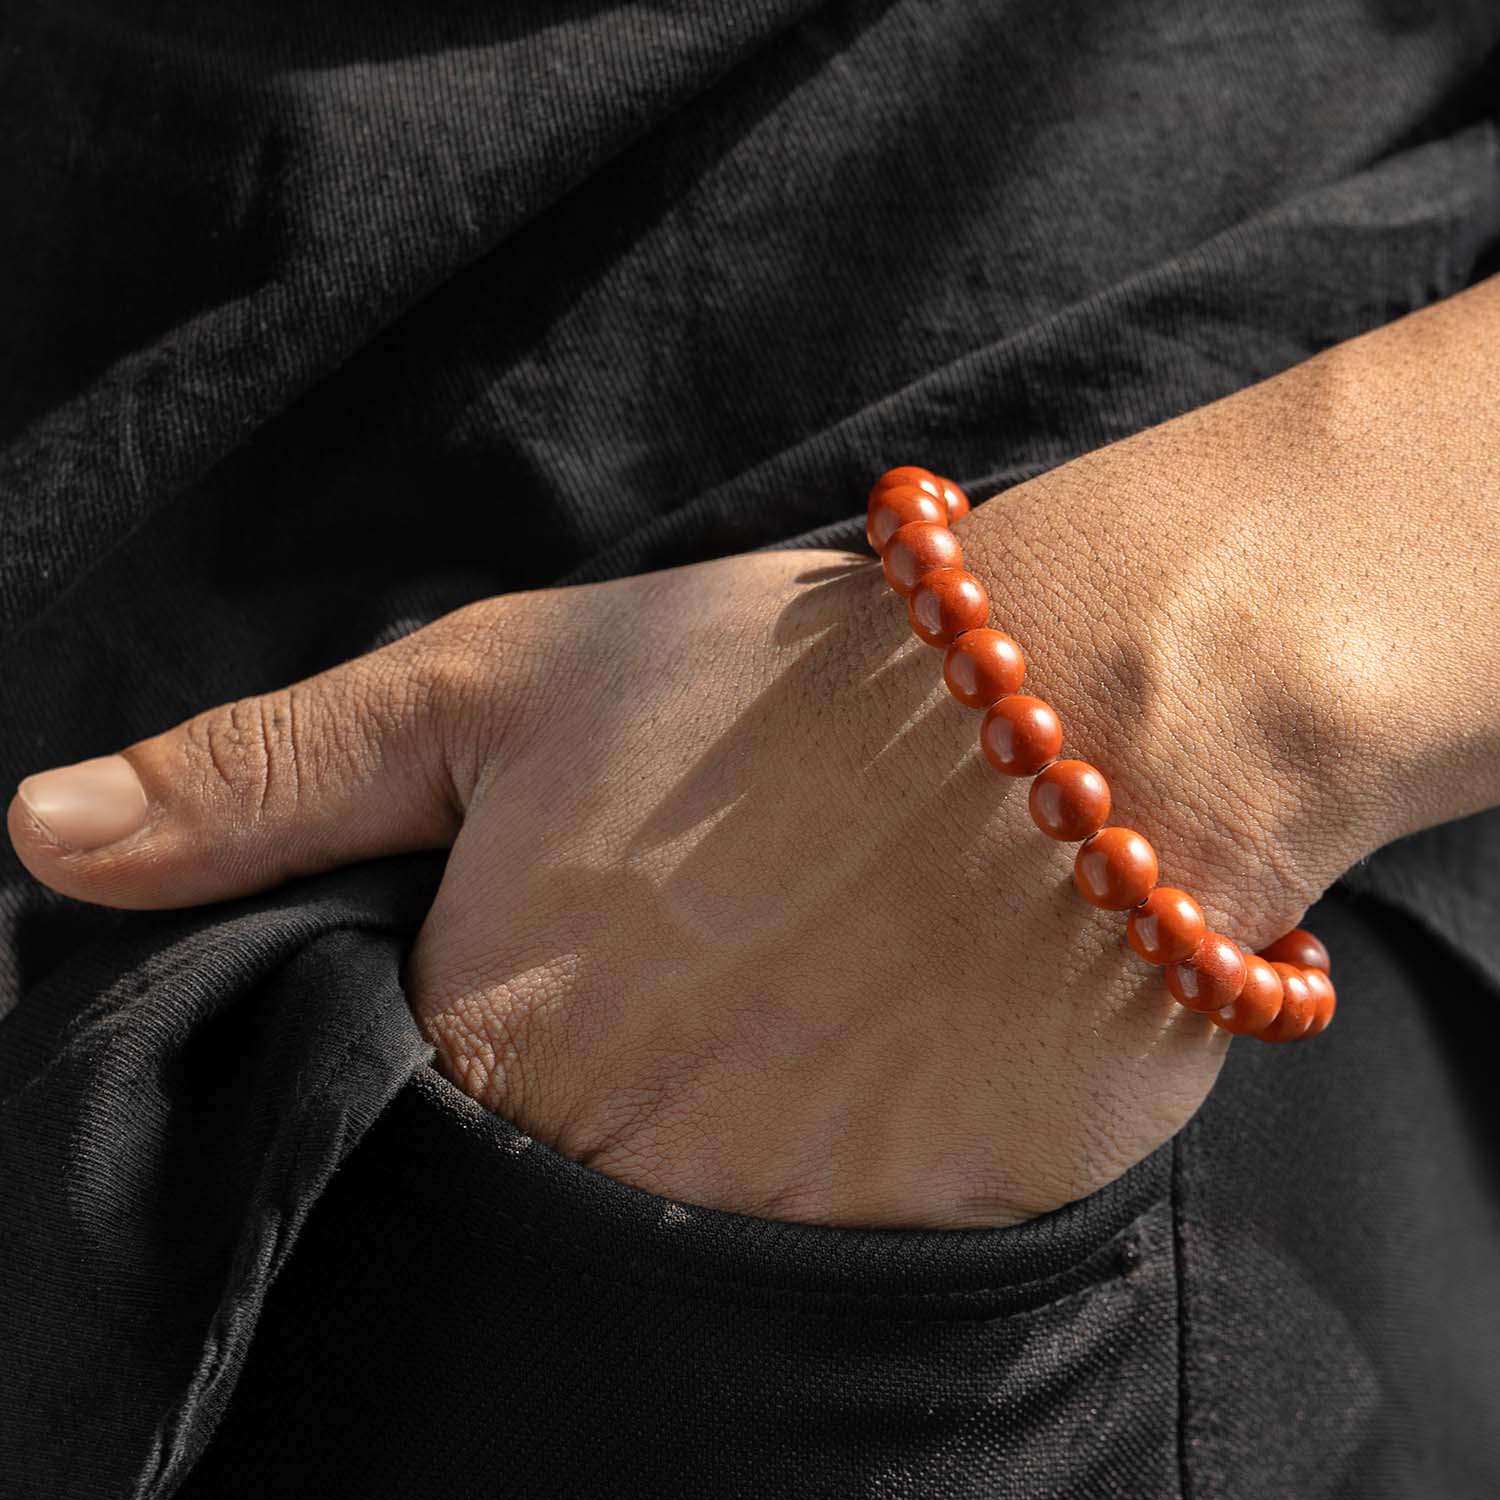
6,624,498,911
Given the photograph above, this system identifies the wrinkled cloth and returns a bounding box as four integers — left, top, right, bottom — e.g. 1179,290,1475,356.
1,2,1498,1496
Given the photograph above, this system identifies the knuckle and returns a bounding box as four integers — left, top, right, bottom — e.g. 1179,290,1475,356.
182,684,343,823
398,598,550,779
182,695,284,819
373,637,495,805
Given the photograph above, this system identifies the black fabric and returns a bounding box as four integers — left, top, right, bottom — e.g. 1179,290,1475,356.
177,1068,1184,1500
1,2,1498,1496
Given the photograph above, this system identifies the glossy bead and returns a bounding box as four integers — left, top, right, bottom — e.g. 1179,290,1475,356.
980,695,1064,776
1166,932,1247,1012
1258,963,1317,1042
1126,887,1207,966
1256,927,1330,976
1212,954,1285,1036
943,628,1025,709
882,521,964,595
1028,759,1111,841
866,484,948,553
870,466,941,502
936,476,971,523
1300,968,1337,1037
907,568,989,647
1073,826,1159,910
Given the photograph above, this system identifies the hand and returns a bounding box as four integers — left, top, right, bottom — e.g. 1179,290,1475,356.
10,278,1499,1228
5,545,1233,1227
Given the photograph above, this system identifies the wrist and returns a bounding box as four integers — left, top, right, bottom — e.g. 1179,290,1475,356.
950,448,1366,937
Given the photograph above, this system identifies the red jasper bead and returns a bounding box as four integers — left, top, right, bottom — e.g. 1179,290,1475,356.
1256,927,1330,975
870,466,941,502
1300,968,1337,1037
1212,954,1285,1036
943,628,1025,709
1166,932,1247,1012
1258,963,1317,1042
1126,887,1207,966
980,695,1064,776
907,568,989,647
882,521,963,595
1074,827,1159,910
936,476,971,523
866,484,948,553
1028,759,1111,841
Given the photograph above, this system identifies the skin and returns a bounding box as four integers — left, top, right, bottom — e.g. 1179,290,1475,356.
8,274,1500,1228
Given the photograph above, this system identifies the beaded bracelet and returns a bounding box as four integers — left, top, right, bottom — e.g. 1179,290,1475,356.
867,465,1336,1044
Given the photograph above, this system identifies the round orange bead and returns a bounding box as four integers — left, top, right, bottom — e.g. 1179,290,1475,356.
1256,927,1330,975
1126,887,1207,966
1166,932,1247,1012
1028,759,1111,841
1212,954,1285,1036
870,466,941,502
1073,827,1159,910
980,695,1063,777
943,628,1025,709
907,568,989,647
936,476,971,523
866,484,948,553
882,521,963,595
1258,963,1317,1042
1300,968,1337,1037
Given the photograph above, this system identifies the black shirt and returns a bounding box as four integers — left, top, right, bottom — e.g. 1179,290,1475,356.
2,3,1498,1495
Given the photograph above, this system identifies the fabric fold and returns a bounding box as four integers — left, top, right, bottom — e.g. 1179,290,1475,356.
0,856,445,1500
0,0,833,638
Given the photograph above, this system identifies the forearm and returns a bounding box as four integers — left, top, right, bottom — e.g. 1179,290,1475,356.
1181,270,1500,828
957,273,1500,933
